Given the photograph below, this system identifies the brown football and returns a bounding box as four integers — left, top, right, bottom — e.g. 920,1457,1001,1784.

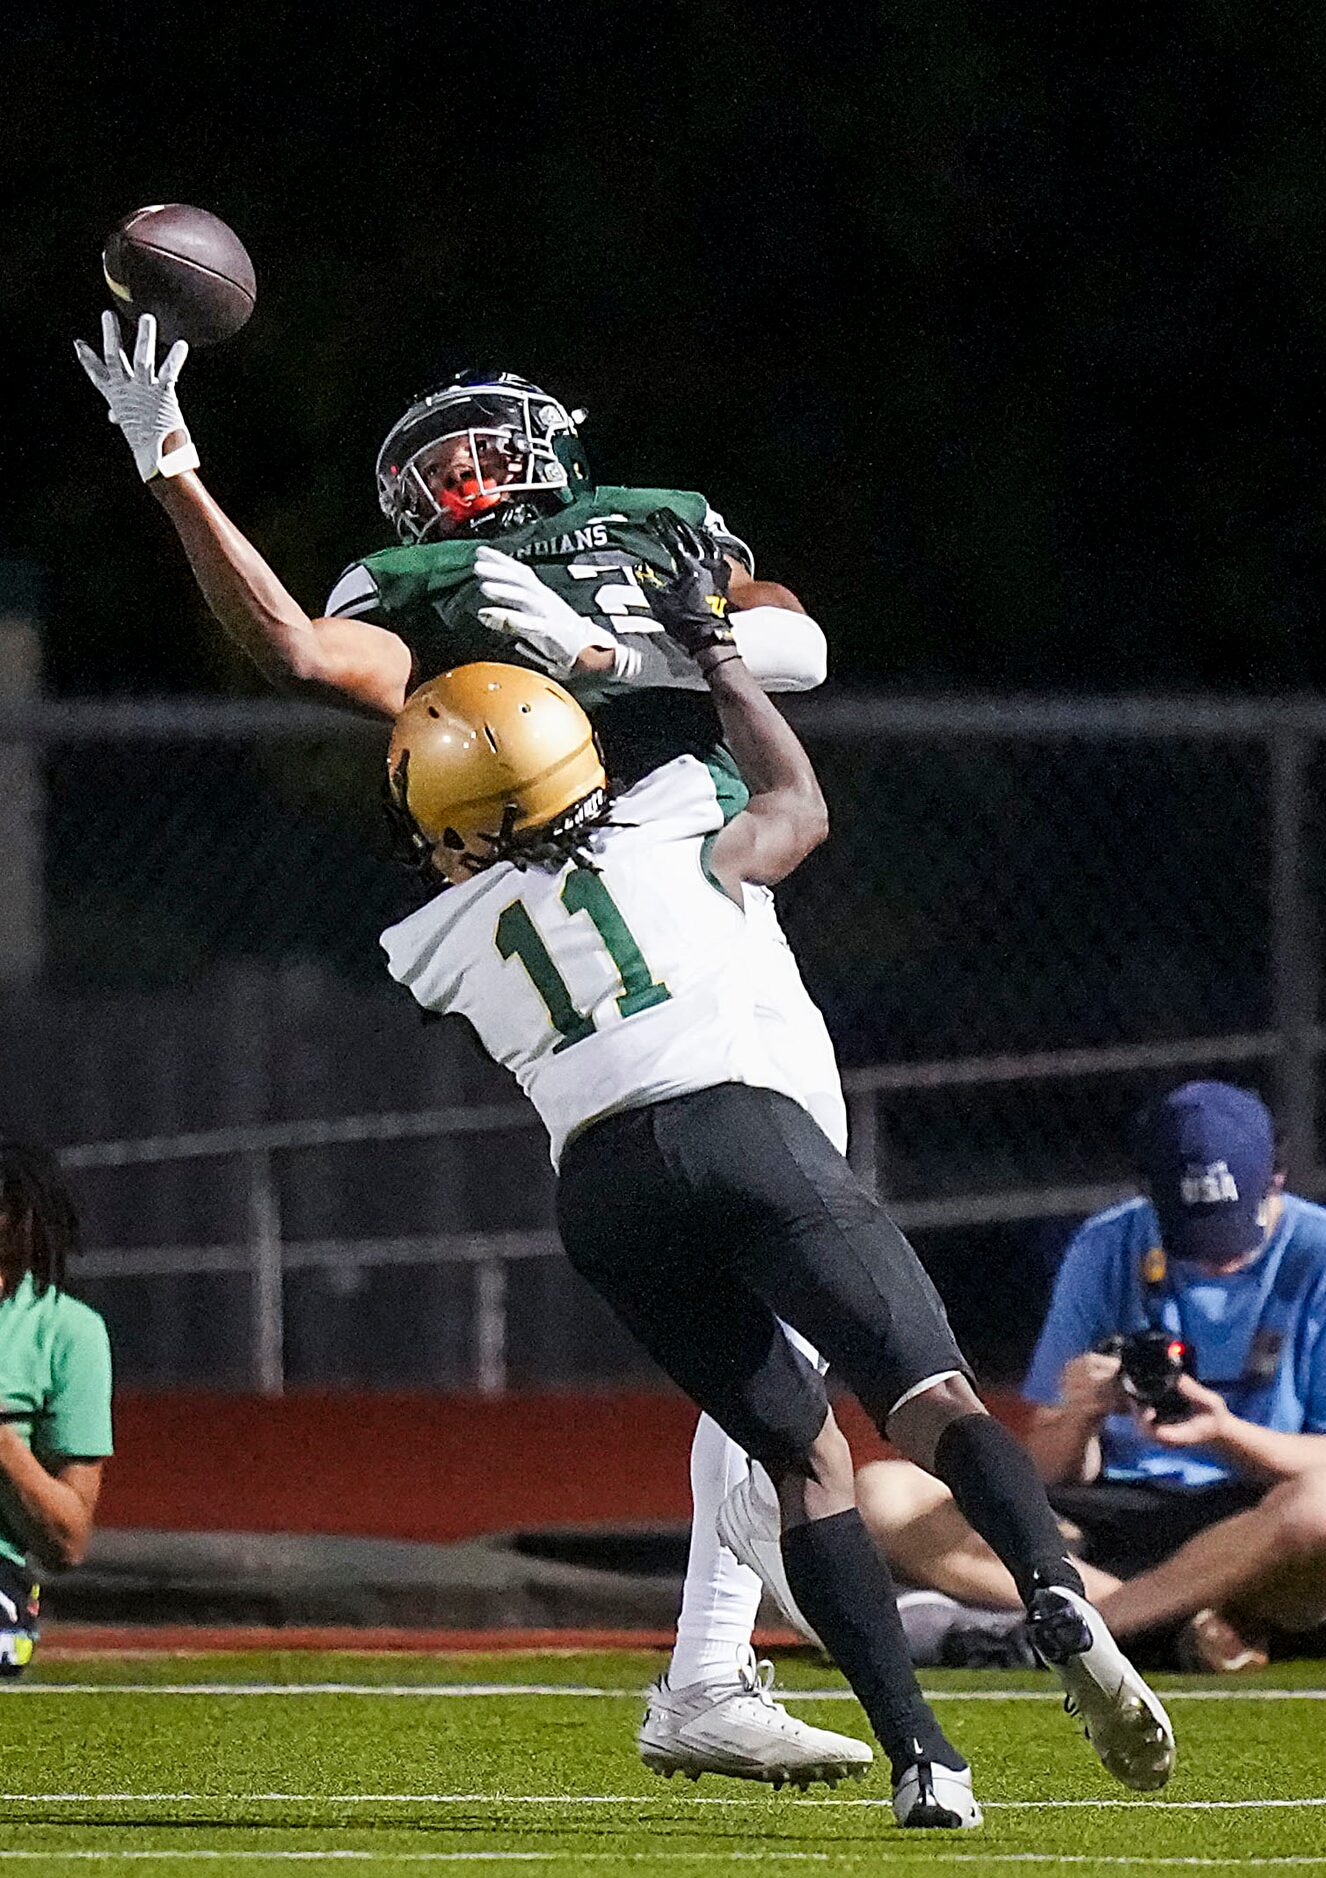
102,204,256,348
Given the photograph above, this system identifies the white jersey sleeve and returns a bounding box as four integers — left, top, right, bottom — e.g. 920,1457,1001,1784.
323,561,384,620
379,757,802,1164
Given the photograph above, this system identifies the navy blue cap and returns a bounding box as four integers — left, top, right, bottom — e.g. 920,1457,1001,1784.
1134,1081,1275,1264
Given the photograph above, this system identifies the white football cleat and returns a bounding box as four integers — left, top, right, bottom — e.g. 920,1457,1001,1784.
1028,1585,1175,1792
892,1757,983,1829
715,1466,823,1647
638,1645,873,1788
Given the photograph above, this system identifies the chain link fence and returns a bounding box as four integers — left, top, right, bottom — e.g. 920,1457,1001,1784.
1,692,1321,1389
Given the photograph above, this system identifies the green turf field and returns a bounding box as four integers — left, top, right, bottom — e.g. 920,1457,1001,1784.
0,1649,1322,1873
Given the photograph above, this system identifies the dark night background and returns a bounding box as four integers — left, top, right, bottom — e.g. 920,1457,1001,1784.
8,1,1326,699
4,3,1323,1393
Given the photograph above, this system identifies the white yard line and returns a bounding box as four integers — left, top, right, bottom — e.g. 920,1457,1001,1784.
5,1683,1326,1700
0,1855,835,1864
0,1853,1325,1868
0,1685,621,1699
0,1792,1322,1812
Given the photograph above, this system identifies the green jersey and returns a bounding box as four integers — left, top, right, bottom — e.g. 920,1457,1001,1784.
324,486,754,788
0,1277,113,1567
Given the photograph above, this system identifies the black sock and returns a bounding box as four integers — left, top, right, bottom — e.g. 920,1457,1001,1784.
931,1412,1085,1606
781,1508,965,1777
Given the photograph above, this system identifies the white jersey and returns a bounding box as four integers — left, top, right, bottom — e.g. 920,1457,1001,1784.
381,757,834,1164
742,883,847,1155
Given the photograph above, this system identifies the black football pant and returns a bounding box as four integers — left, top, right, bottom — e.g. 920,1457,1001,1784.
555,1083,970,1472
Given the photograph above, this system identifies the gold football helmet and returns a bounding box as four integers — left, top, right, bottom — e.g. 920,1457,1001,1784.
387,662,607,881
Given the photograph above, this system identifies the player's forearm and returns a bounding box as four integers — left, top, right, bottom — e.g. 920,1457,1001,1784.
150,473,324,687
0,1432,93,1568
1023,1408,1104,1487
701,649,827,834
1209,1418,1326,1485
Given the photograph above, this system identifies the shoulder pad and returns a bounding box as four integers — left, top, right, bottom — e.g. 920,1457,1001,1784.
347,541,477,615
593,490,753,572
359,541,475,575
592,487,709,523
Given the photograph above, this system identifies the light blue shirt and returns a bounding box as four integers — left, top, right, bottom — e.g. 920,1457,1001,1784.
1022,1194,1326,1487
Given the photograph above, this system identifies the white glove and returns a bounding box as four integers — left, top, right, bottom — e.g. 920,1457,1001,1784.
474,546,616,677
74,311,200,483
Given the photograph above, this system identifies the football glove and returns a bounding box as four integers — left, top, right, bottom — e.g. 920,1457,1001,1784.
638,509,737,657
74,311,200,483
474,547,616,677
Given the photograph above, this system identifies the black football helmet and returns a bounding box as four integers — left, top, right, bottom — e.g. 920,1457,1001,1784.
376,371,592,544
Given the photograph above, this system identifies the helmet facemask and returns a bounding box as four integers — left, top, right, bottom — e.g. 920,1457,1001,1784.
377,384,587,544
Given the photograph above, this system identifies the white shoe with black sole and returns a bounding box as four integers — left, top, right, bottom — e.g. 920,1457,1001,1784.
1028,1585,1176,1792
638,1646,873,1789
892,1758,983,1828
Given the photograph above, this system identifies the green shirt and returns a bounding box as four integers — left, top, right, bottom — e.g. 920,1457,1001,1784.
324,486,753,792
0,1277,113,1567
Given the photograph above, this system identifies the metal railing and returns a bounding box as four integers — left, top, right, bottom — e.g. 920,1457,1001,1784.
61,1030,1326,1396
21,690,1326,1393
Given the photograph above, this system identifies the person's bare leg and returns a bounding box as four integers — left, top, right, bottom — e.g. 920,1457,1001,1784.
1099,1470,1326,1641
856,1459,1116,1610
885,1377,1088,1603
1238,1553,1326,1635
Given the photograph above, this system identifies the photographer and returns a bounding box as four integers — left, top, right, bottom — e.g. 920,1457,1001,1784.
856,1082,1326,1671
0,1143,112,1673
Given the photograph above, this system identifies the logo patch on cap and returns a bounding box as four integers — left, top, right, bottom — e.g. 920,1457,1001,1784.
1179,1160,1239,1205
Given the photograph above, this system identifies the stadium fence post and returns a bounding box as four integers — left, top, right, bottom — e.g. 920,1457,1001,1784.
0,607,43,983
245,1147,285,1396
474,1257,508,1396
846,1086,881,1198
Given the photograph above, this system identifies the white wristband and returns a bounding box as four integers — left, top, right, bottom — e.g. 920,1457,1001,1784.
611,643,645,682
151,434,201,482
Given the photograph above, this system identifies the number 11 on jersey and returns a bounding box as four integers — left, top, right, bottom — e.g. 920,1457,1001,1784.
495,869,671,1053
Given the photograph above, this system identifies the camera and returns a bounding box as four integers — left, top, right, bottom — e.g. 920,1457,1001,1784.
1100,1330,1194,1421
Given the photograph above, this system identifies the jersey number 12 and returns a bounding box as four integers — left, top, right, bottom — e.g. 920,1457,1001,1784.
495,868,671,1052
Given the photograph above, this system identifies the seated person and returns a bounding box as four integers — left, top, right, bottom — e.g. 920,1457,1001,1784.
0,1142,113,1672
856,1081,1326,1671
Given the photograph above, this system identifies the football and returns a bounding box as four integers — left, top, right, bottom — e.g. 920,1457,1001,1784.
102,204,256,348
